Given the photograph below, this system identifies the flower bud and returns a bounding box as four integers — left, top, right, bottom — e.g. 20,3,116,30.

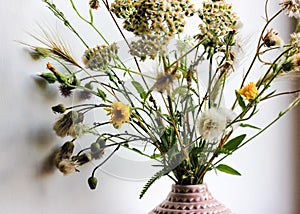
88,176,98,190
39,72,57,84
90,142,101,153
53,70,68,84
52,104,66,114
67,75,81,88
96,137,106,147
89,0,99,10
90,141,104,159
47,62,67,84
30,47,50,60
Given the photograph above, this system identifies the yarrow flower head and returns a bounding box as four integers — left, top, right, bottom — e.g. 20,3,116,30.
82,43,118,71
196,0,239,49
290,32,300,50
111,0,194,37
111,0,195,60
199,108,227,141
129,34,165,61
237,82,258,100
104,102,130,129
280,0,300,18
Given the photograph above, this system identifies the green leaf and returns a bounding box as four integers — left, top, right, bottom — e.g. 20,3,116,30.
172,85,188,98
240,123,261,130
132,81,146,99
235,91,246,110
139,168,169,199
215,147,232,155
216,164,241,176
223,134,246,151
131,148,144,154
150,153,161,159
97,88,107,101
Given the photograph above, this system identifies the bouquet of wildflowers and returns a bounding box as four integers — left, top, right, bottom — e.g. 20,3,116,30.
25,0,300,198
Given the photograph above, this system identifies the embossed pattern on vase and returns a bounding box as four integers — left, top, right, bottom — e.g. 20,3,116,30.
149,184,233,214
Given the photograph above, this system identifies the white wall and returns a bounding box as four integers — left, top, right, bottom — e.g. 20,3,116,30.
0,0,299,213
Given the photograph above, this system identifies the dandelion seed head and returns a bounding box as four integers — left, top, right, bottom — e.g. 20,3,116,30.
196,0,239,48
199,108,227,141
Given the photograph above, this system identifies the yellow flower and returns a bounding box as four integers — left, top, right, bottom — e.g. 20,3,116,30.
237,82,258,100
105,102,130,129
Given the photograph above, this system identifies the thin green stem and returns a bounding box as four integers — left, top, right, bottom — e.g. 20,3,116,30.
215,96,300,166
69,0,109,45
92,144,121,177
296,17,300,33
208,55,213,108
232,8,284,110
43,0,89,48
111,65,156,80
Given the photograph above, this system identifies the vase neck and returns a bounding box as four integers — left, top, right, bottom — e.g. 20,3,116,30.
171,183,208,194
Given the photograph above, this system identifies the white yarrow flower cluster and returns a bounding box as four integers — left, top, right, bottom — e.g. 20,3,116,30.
290,32,300,49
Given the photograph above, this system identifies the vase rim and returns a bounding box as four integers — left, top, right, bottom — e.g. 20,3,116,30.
172,183,207,187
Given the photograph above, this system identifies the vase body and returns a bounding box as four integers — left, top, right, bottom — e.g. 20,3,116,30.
149,184,233,214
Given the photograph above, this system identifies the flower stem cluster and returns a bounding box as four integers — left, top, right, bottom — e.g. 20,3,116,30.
24,0,300,196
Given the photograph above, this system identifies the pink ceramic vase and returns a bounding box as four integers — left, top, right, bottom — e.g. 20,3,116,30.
149,184,233,214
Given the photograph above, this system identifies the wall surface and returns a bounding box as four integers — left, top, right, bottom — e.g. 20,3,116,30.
0,0,299,214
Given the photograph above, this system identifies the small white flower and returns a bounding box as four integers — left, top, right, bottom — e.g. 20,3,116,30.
290,32,300,48
69,123,90,138
280,0,300,18
199,108,227,141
